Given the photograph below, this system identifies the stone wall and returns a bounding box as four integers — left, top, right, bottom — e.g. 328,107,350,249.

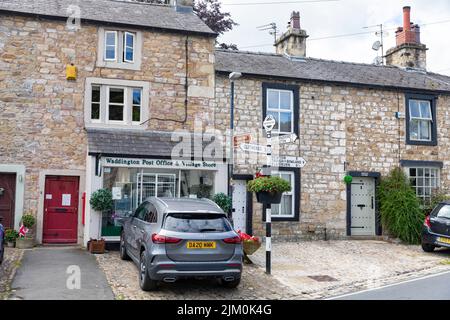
215,75,450,240
0,14,216,218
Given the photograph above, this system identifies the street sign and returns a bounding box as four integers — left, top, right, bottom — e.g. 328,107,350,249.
273,133,298,145
233,133,251,148
240,143,271,154
263,115,276,132
271,155,307,168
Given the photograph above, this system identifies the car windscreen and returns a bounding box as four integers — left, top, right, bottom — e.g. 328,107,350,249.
163,213,232,233
436,205,450,219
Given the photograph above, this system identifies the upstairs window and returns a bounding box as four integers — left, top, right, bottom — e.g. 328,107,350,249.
98,28,141,70
406,94,437,146
85,78,149,128
262,83,299,136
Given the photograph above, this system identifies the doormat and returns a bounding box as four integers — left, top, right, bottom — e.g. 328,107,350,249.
307,275,338,282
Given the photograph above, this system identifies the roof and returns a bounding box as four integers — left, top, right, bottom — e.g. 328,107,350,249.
86,128,223,160
215,50,450,93
0,0,215,36
151,197,224,214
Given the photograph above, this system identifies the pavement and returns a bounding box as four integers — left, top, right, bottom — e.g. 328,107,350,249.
333,270,450,300
10,247,114,300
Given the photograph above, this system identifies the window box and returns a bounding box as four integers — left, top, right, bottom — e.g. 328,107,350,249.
405,93,437,146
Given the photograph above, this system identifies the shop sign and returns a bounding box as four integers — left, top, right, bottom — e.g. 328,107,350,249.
102,157,218,170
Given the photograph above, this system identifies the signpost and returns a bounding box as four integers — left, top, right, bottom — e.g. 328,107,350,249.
240,143,271,154
271,155,306,168
233,133,251,148
272,133,298,145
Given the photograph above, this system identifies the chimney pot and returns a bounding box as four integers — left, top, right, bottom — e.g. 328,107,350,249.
403,6,411,32
290,11,300,30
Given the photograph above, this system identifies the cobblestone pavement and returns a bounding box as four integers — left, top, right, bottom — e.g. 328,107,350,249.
96,251,303,300
0,248,24,300
251,240,450,299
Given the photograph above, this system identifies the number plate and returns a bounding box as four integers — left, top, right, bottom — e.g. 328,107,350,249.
186,241,216,249
438,237,450,245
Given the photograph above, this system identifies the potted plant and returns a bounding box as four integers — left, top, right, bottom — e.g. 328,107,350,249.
247,175,291,204
5,229,19,248
89,189,113,254
212,193,232,214
16,213,36,249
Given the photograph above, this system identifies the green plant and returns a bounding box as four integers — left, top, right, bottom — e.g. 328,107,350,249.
5,229,19,242
90,189,114,212
21,214,36,228
378,167,424,244
247,176,291,194
213,193,232,213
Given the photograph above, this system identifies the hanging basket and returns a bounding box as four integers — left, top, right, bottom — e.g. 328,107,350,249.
256,191,283,204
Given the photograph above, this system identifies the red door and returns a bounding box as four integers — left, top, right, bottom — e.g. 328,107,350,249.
43,176,79,244
0,173,16,228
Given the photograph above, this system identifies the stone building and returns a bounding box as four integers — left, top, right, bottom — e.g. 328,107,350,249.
216,7,450,240
1,1,450,245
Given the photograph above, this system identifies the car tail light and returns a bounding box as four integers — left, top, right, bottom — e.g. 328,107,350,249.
223,236,242,244
151,233,181,244
424,216,432,228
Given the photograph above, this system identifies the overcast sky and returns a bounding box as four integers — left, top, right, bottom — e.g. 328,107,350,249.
218,0,450,75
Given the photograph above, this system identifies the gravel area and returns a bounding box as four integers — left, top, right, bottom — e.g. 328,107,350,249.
0,248,24,300
250,240,450,299
96,251,302,300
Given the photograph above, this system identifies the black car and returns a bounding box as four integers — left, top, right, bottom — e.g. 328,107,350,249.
422,201,450,252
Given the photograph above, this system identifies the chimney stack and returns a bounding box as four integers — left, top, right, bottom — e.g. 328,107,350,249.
385,6,428,70
275,11,309,57
174,0,194,13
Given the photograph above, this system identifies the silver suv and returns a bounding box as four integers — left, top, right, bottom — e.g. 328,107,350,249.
119,197,243,291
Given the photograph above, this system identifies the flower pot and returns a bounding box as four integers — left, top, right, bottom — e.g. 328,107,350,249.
256,191,283,204
16,237,34,249
243,240,261,256
88,239,106,254
6,241,15,248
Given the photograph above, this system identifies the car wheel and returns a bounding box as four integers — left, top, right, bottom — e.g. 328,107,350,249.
220,277,241,289
139,251,158,291
421,242,436,252
119,232,131,261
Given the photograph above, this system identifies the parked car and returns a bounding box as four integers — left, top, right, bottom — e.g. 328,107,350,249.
0,219,4,265
119,197,243,291
422,201,450,252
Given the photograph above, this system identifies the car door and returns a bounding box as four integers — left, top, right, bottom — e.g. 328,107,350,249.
128,203,147,258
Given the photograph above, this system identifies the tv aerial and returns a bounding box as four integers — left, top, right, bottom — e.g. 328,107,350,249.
257,22,278,45
364,24,388,65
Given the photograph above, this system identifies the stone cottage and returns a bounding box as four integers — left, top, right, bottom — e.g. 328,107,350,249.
216,7,450,240
1,1,450,245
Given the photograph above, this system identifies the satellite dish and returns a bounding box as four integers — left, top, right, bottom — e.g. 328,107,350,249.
372,40,382,51
373,56,383,65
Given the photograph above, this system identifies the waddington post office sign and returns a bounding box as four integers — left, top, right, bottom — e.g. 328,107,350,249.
102,157,219,170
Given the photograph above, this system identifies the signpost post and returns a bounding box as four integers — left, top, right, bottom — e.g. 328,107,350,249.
262,115,276,275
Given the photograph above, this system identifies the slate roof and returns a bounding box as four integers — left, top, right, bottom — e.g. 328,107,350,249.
87,128,223,160
0,0,215,36
215,50,450,93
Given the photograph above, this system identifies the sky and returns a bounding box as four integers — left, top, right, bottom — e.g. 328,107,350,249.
218,0,450,75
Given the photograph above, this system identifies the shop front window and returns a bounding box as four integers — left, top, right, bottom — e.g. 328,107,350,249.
101,167,216,237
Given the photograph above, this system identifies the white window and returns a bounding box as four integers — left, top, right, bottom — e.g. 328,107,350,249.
104,31,117,61
408,167,440,204
266,89,294,134
271,171,295,218
123,32,135,63
85,78,149,128
409,99,432,141
98,28,142,70
137,173,177,204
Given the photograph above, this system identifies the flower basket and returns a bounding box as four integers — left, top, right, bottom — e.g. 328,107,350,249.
87,238,106,254
256,191,283,204
243,239,261,255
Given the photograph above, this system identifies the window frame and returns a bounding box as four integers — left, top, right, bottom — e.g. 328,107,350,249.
104,30,118,62
262,82,299,136
123,32,136,64
405,93,437,146
262,167,300,222
84,78,149,129
407,166,440,204
266,89,294,134
106,86,126,124
270,171,295,218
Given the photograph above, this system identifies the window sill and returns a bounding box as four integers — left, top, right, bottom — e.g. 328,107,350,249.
96,60,141,71
406,139,437,146
85,123,147,130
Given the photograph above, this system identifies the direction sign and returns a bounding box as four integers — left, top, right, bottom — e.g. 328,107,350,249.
273,133,298,145
271,155,306,168
263,115,276,132
233,133,251,148
240,143,271,154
